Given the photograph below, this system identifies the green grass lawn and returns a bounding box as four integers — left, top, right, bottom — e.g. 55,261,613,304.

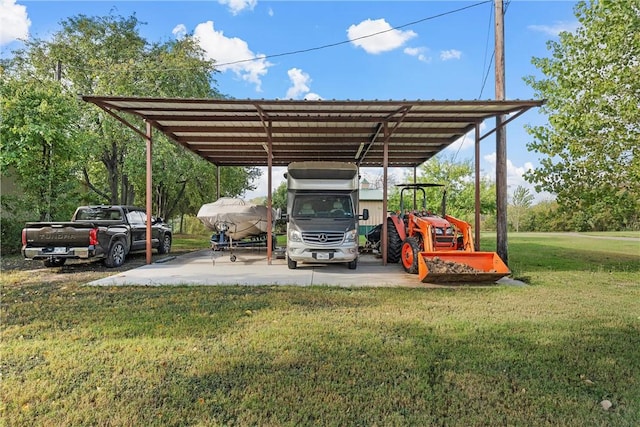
2,233,639,426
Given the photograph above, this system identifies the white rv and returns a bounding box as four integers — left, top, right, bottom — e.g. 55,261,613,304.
284,161,368,269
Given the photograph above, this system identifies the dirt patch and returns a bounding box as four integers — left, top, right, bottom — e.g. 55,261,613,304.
1,251,190,287
424,257,483,274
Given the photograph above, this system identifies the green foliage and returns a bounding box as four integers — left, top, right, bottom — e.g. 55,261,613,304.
387,156,497,223
509,186,535,232
525,0,640,228
0,77,87,220
2,12,259,221
271,181,288,212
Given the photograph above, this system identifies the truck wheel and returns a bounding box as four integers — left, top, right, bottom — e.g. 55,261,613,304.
44,257,66,268
347,258,357,270
104,241,126,268
158,234,172,254
387,217,402,263
401,237,420,274
287,256,297,269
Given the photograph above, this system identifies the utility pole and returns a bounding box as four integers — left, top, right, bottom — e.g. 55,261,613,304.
495,0,508,265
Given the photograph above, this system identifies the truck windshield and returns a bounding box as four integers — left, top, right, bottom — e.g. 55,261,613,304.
76,207,122,221
293,195,353,218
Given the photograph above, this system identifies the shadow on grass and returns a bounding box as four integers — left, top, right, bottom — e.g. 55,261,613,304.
162,317,640,426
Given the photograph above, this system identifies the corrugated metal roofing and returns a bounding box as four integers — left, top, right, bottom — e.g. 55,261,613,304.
82,96,543,168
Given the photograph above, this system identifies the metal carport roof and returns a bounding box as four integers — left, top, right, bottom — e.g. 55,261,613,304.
82,96,543,168
82,95,544,266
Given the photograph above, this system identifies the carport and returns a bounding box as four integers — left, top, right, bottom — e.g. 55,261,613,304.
82,96,543,266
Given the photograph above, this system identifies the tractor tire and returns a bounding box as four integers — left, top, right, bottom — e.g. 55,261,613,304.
387,217,402,263
43,257,66,268
104,240,126,268
401,237,420,274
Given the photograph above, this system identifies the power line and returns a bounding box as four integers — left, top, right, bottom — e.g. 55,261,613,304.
61,0,491,74
215,0,492,68
478,0,511,99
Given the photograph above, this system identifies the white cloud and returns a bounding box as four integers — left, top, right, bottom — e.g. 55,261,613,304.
172,24,187,40
0,0,30,46
218,0,257,15
193,21,272,92
244,166,287,200
347,18,416,54
285,68,323,100
442,123,487,155
404,46,430,63
285,68,310,99
440,49,462,61
483,153,553,202
268,7,274,17
528,21,579,37
304,93,322,101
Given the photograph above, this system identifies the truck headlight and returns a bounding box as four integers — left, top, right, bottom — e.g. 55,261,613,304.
344,229,357,243
289,229,302,242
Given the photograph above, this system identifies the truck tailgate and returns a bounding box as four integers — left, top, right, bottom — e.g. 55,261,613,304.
24,222,96,247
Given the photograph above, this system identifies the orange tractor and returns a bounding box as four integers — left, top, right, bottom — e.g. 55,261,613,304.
385,184,510,283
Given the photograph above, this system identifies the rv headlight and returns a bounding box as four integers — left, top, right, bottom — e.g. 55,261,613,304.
289,229,302,242
344,229,357,243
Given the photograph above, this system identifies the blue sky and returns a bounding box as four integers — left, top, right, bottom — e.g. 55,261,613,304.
1,0,579,201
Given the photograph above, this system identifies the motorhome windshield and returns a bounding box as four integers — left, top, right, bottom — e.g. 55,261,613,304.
292,195,354,218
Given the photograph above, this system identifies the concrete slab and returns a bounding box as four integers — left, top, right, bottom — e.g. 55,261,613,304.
87,249,426,287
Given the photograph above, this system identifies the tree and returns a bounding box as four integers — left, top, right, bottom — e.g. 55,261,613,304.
0,76,86,220
509,185,534,232
4,13,259,220
524,0,640,230
389,156,497,224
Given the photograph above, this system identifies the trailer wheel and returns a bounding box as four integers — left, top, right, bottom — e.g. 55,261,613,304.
230,254,237,262
387,217,402,263
401,237,420,274
104,241,126,268
158,234,172,254
347,258,357,270
287,256,297,269
44,257,66,268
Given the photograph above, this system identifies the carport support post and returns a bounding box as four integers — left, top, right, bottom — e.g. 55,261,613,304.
216,166,220,200
474,123,481,251
145,121,153,265
266,122,273,265
381,123,390,265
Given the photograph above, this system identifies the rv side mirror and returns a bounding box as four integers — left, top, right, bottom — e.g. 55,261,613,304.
361,208,369,221
275,208,282,220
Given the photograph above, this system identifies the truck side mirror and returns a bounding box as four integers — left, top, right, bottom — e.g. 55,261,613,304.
361,208,369,221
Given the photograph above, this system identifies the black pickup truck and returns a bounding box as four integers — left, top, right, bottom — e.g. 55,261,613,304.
21,205,172,268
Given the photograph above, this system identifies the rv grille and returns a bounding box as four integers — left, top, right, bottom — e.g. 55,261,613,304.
302,232,344,245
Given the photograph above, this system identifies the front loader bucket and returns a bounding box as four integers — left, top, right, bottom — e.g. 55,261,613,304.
418,251,510,284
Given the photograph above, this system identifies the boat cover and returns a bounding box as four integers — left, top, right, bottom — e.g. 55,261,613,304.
197,198,273,240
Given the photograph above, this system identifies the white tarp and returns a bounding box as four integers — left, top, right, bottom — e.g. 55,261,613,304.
197,198,273,240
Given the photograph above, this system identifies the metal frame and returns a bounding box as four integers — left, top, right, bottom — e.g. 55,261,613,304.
82,96,543,265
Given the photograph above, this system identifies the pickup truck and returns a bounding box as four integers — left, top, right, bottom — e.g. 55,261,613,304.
21,205,172,268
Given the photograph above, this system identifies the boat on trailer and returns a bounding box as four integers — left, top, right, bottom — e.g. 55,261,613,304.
197,198,277,261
